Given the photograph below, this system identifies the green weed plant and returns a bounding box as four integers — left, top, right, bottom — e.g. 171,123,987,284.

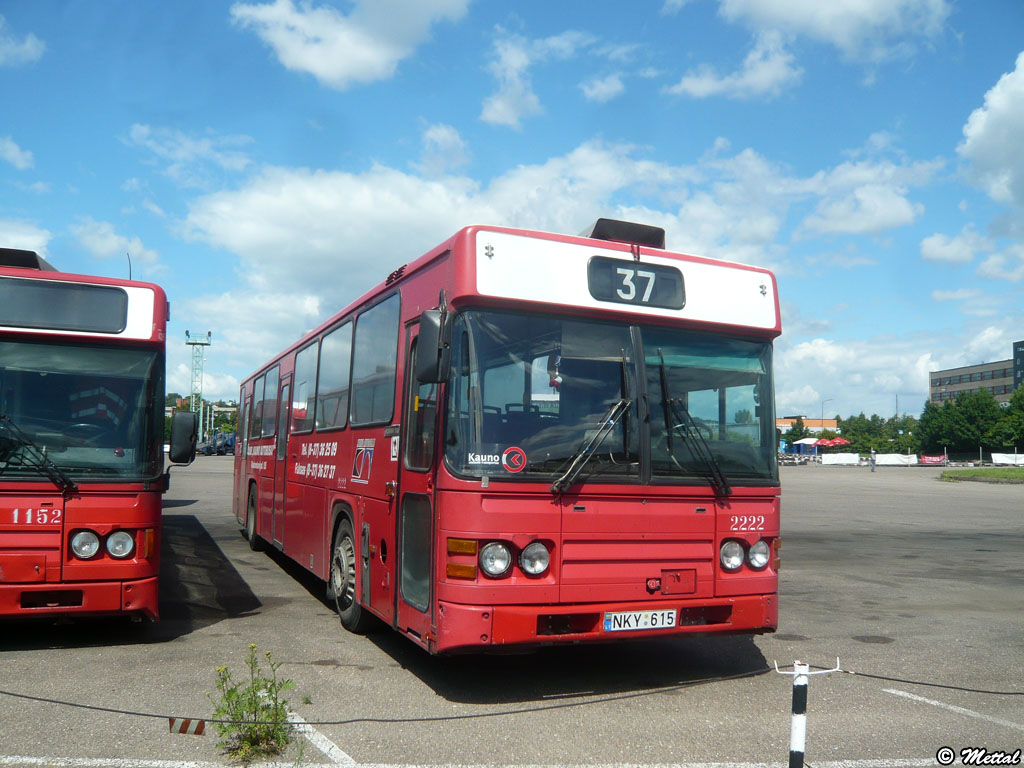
210,643,295,762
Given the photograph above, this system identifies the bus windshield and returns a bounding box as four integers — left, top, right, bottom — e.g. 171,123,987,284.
0,340,163,482
444,310,777,487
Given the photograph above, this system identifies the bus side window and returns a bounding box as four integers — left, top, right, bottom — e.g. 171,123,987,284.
250,375,265,438
350,293,400,426
317,322,352,431
262,366,279,437
292,341,318,433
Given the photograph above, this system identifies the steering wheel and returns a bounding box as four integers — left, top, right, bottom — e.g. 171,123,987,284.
65,422,117,444
654,421,715,454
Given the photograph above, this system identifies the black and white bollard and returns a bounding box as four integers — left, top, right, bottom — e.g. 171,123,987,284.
788,662,809,768
776,658,840,768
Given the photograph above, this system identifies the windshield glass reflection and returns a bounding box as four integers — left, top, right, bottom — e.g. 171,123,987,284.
444,310,776,487
0,340,163,481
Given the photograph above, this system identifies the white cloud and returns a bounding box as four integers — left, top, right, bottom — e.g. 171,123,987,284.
167,363,241,405
801,185,923,236
231,0,468,91
0,136,33,169
958,51,1024,212
0,218,50,255
71,217,161,270
126,124,252,188
665,30,801,100
414,123,469,176
977,243,1024,282
661,0,695,13
796,157,940,237
581,73,626,103
0,15,44,66
178,138,978,417
931,289,981,302
174,291,324,390
920,226,992,264
480,29,597,128
775,334,938,418
716,0,951,62
964,325,1013,364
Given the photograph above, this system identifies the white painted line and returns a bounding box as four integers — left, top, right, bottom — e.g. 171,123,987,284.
287,712,357,765
0,759,299,768
885,688,1024,733
0,756,940,768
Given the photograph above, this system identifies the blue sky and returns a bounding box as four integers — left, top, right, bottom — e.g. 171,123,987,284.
2,0,1022,420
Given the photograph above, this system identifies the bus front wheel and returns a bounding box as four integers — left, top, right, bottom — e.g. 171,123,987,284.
330,517,372,634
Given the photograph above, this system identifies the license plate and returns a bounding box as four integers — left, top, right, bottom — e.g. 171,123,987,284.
603,609,677,632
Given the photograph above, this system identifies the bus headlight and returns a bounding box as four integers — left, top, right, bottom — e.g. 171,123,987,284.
720,540,744,572
479,542,512,577
519,541,550,576
747,540,770,570
106,531,136,559
70,530,101,559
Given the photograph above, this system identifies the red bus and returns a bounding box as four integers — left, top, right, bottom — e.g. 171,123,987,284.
0,248,196,621
234,219,781,653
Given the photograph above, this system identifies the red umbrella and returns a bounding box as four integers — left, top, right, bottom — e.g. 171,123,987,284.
831,437,851,446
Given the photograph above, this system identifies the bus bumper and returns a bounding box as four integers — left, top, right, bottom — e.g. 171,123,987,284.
0,576,159,621
434,594,776,654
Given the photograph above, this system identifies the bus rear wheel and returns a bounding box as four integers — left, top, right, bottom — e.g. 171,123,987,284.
245,485,264,552
330,518,372,633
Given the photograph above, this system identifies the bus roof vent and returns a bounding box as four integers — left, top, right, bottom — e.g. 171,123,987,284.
0,248,58,271
582,218,666,249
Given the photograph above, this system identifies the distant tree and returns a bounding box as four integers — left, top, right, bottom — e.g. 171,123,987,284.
783,416,809,443
918,391,1001,452
734,408,753,424
956,390,1003,450
986,387,1024,449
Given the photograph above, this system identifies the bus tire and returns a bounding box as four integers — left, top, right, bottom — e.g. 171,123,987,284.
330,517,372,633
245,484,264,552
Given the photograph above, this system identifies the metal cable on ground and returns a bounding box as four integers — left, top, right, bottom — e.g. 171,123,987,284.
1,661,1018,729
809,664,1023,695
0,665,772,727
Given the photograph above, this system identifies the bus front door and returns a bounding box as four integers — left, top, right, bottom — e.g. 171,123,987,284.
395,333,438,647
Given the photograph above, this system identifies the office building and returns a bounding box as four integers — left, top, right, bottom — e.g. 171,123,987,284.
929,340,1024,405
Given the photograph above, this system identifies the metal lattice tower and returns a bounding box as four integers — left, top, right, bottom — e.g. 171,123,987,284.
185,331,211,413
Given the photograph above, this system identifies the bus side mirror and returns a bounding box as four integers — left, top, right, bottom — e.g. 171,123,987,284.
416,309,451,383
168,411,198,465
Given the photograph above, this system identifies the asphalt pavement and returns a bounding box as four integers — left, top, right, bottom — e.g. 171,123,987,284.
0,458,1021,767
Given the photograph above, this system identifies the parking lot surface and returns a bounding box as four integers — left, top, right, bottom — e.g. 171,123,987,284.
1,458,1021,767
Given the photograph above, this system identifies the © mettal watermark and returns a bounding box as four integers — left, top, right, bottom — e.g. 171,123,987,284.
936,746,1022,766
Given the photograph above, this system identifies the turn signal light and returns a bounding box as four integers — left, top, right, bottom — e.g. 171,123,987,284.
446,563,477,579
447,538,478,555
142,528,156,559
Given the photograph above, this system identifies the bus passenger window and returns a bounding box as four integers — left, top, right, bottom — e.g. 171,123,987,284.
350,294,400,426
317,322,351,430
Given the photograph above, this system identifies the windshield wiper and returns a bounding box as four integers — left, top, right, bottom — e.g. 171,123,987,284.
551,397,631,494
656,349,731,498
0,414,79,497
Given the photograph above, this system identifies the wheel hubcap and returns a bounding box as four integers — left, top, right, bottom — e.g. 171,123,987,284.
332,536,357,608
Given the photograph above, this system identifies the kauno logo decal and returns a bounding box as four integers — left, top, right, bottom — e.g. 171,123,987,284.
502,446,526,473
467,446,527,473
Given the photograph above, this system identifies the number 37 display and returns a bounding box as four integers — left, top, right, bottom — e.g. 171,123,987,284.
587,256,685,310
